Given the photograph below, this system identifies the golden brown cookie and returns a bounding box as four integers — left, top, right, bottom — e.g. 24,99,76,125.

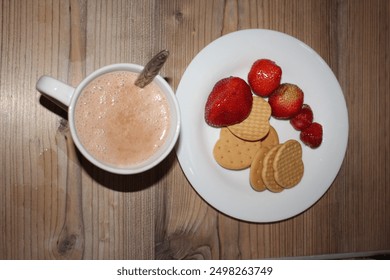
249,146,270,191
261,144,284,193
260,125,279,149
273,140,304,188
227,96,271,141
213,128,262,170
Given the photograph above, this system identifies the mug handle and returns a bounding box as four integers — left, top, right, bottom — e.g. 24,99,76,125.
36,76,75,110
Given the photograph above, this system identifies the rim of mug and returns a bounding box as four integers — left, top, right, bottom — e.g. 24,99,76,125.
68,63,181,175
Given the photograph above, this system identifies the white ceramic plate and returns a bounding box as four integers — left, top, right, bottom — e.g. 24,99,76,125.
175,29,348,222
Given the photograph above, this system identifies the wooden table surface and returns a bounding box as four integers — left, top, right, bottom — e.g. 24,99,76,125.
1,0,389,260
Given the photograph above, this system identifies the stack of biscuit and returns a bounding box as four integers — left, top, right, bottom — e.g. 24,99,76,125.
212,96,304,192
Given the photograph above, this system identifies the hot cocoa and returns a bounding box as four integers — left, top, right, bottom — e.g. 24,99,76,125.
74,71,170,167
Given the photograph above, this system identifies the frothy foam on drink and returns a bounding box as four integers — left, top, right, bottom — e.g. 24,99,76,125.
74,71,170,167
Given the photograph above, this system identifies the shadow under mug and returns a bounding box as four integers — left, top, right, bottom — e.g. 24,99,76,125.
36,63,181,175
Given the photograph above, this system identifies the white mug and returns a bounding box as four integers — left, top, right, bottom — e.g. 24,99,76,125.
36,63,180,175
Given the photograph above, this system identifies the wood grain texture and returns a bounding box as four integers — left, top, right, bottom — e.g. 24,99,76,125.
0,0,389,260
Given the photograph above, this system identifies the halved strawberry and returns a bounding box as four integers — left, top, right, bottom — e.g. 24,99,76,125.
205,76,253,127
248,59,282,97
268,83,304,119
300,122,323,148
290,104,313,131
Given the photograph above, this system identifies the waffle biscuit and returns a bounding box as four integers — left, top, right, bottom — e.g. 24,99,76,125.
249,146,270,191
261,125,279,149
228,96,271,141
261,145,284,193
213,128,262,170
273,140,304,188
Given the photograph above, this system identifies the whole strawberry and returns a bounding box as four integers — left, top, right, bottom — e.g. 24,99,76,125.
205,76,253,127
248,59,282,97
300,122,323,148
290,104,313,131
268,83,304,119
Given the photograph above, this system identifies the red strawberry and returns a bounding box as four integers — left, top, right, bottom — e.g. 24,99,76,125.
248,59,282,97
268,83,304,119
300,122,323,148
205,76,253,127
290,104,313,130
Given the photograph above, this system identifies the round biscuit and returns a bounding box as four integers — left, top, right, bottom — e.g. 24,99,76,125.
261,125,279,149
273,140,304,188
250,146,270,191
261,144,284,193
228,96,271,141
213,128,261,170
